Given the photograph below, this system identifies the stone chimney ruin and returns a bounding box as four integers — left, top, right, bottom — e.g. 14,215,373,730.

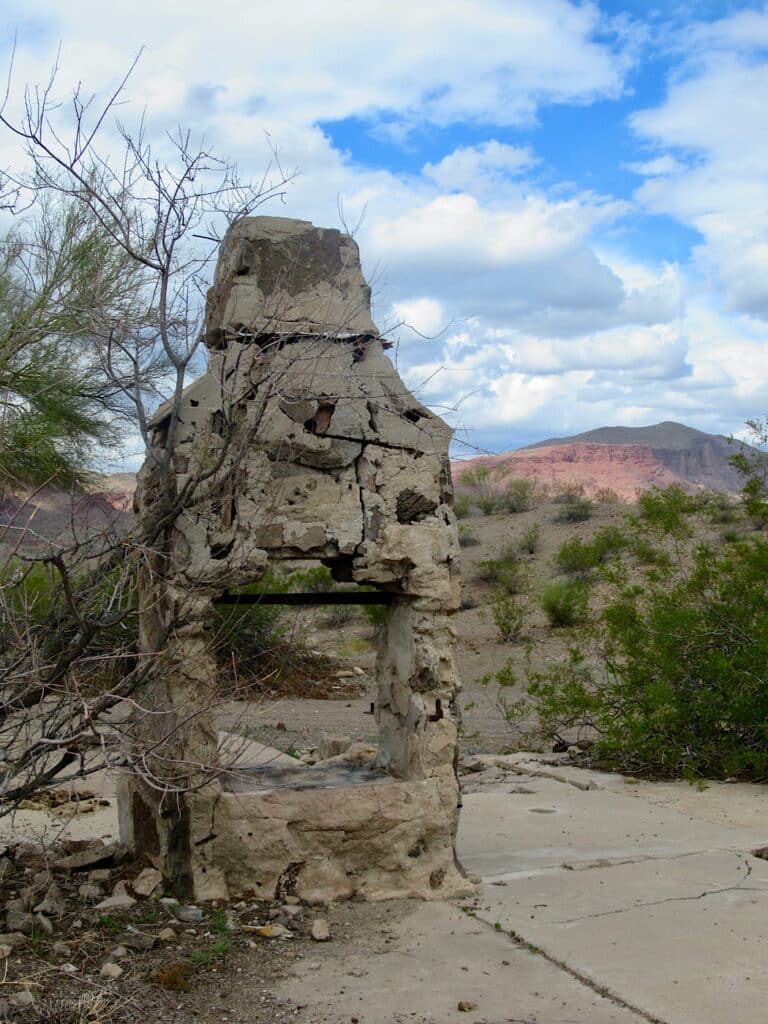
119,216,470,903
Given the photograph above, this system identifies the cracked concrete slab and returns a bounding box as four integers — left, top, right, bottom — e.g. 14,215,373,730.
277,901,646,1023
457,777,768,878
458,769,768,1024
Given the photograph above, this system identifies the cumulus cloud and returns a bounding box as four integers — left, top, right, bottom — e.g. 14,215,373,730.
423,141,537,192
630,10,768,319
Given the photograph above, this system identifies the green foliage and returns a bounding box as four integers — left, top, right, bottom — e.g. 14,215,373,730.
519,523,541,555
489,591,525,641
476,546,527,594
729,418,768,528
515,531,768,779
290,565,335,592
459,464,503,515
454,493,472,519
554,497,594,523
0,195,156,488
458,523,480,547
540,577,589,627
503,478,536,513
554,538,600,577
209,907,230,934
594,487,620,504
636,485,696,536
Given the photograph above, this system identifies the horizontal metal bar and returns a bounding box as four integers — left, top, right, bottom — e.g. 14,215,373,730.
214,590,395,606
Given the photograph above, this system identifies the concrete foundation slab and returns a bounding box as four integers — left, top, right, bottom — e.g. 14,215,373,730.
277,901,645,1023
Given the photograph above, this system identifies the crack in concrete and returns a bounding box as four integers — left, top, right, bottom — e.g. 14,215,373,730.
468,912,669,1024
552,855,766,925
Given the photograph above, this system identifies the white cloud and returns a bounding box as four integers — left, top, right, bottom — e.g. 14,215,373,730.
630,12,768,319
423,141,537,192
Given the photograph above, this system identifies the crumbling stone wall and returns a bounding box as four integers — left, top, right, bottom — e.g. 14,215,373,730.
121,216,469,901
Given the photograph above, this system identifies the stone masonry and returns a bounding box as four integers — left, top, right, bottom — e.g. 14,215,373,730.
120,216,471,902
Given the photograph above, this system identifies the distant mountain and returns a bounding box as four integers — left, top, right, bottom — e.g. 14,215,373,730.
453,421,750,500
0,474,135,552
524,421,732,453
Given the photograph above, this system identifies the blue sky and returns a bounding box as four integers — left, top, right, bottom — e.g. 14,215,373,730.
3,0,768,459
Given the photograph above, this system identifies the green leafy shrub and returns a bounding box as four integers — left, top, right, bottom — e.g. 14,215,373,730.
489,591,525,641
540,577,589,627
636,485,696,536
476,546,526,594
594,487,620,504
454,493,472,520
503,478,536,513
516,535,768,779
519,523,541,554
459,464,504,515
458,523,480,547
729,417,768,528
554,538,600,577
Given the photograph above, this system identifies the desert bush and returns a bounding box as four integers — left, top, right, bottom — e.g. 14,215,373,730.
490,591,525,641
519,523,541,554
459,464,503,515
729,417,768,528
592,524,630,560
554,538,599,577
636,485,696,535
554,497,594,523
290,565,335,592
454,493,472,519
458,523,481,547
700,491,739,525
540,577,589,627
552,482,585,504
503,477,536,513
594,487,620,504
520,536,768,778
476,546,527,593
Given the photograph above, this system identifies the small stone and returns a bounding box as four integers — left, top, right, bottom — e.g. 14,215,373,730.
174,905,204,924
242,923,293,939
310,918,330,942
112,880,132,898
0,944,11,959
33,882,65,917
280,905,302,918
72,919,83,929
33,912,53,934
108,945,129,960
10,988,35,1008
352,666,365,676
78,882,104,901
95,894,136,911
335,670,355,679
5,904,33,935
0,933,26,948
51,942,70,956
53,842,122,873
60,963,78,975
100,962,123,979
158,927,177,941
88,868,112,883
132,867,162,897
458,1001,478,1012
159,897,179,907
123,932,156,951
283,896,300,906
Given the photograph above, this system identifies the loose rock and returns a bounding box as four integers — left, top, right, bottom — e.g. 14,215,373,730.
132,867,162,897
310,918,331,942
100,962,124,979
123,932,157,951
458,1001,478,1012
175,905,204,924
